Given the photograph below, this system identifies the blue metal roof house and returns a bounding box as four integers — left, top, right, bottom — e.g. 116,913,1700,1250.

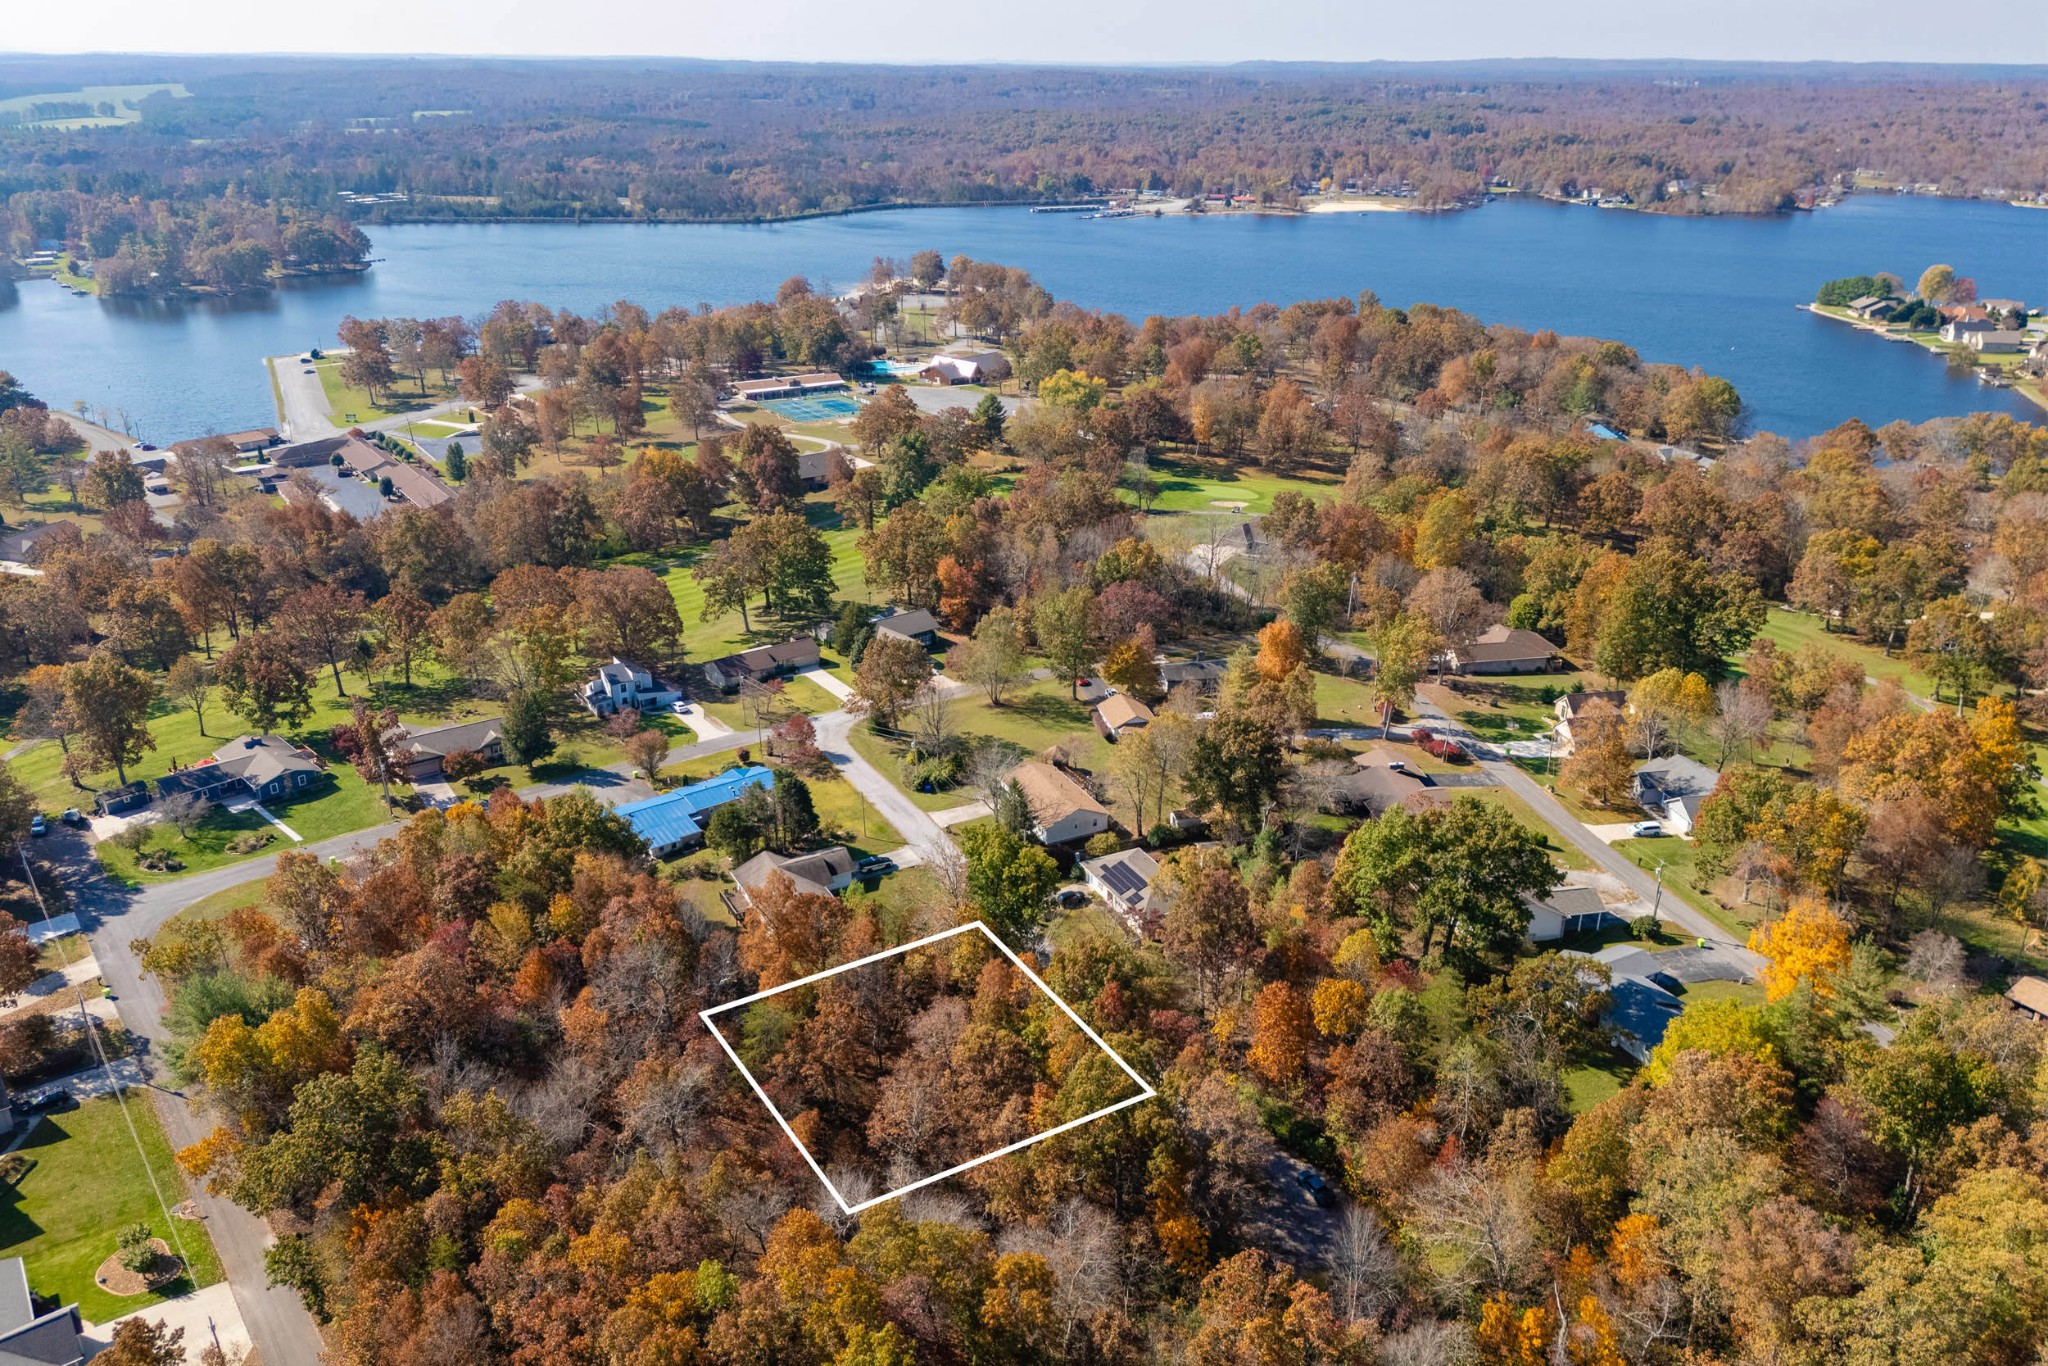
615,766,775,857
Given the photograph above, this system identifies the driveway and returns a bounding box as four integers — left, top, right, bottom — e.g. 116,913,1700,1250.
1244,1148,1344,1270
86,1280,250,1363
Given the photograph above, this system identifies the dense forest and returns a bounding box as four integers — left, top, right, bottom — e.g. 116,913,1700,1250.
2,248,2047,1362
1,57,2046,245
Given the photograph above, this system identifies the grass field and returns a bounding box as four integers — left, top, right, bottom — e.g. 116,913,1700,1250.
698,673,845,733
8,660,494,879
1132,452,1343,516
1455,787,1593,871
0,1091,223,1324
1754,607,1935,698
95,778,390,885
313,358,458,428
1562,1053,1635,1113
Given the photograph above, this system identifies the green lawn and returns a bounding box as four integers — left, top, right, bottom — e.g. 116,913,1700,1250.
1612,836,1754,939
1675,979,1768,1010
10,660,487,815
94,775,392,886
1754,607,1935,699
1455,787,1592,871
0,1091,224,1324
1130,452,1343,516
313,358,456,428
1440,671,1592,744
174,880,267,925
1562,1053,1635,1113
1312,670,1384,729
697,672,845,733
614,491,873,672
8,661,493,881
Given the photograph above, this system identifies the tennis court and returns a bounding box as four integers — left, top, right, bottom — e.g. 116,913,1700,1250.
762,393,863,421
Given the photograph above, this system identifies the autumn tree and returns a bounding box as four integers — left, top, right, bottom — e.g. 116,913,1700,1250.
276,583,369,697
1748,897,1854,1002
1249,982,1316,1086
852,633,931,732
61,652,157,786
1156,845,1257,1007
346,699,410,815
165,656,214,738
216,631,316,734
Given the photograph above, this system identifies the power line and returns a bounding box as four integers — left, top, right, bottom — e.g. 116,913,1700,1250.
16,846,194,1273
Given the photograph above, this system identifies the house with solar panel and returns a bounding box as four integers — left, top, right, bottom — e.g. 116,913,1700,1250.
1082,845,1164,935
614,765,776,858
154,734,329,807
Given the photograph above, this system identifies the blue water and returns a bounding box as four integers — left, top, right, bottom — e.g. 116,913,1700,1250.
0,195,2042,442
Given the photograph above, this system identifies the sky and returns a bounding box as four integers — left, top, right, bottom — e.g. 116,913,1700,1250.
6,0,2046,66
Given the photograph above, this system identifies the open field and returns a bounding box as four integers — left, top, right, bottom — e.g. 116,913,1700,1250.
1131,452,1343,516
0,83,188,130
0,1091,223,1324
1754,607,1935,697
8,660,495,878
312,358,458,427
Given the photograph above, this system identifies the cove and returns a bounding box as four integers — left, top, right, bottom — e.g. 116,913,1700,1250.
1,194,2043,443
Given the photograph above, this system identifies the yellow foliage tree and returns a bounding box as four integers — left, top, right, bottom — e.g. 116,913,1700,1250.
1747,896,1853,1002
1310,978,1371,1039
1641,997,1780,1085
1412,489,1476,570
1247,981,1315,1086
1476,1294,1557,1366
1253,619,1309,684
1037,368,1107,411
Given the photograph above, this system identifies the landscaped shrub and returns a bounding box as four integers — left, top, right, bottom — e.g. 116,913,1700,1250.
226,831,273,855
440,749,490,781
903,752,962,793
116,1222,157,1274
1084,832,1122,858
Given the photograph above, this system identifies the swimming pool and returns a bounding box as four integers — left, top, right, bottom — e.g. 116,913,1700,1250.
761,392,864,421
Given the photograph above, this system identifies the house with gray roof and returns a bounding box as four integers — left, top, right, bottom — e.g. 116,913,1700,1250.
399,717,506,780
154,734,328,806
0,1257,83,1365
1633,754,1721,835
728,845,855,915
873,608,942,648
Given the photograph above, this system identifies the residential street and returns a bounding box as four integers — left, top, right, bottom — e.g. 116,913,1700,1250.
1405,693,1753,953
43,827,336,1366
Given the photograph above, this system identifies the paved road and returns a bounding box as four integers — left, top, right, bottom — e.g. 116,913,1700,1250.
40,827,341,1366
267,355,333,441
1404,695,1743,950
267,353,531,443
812,708,954,865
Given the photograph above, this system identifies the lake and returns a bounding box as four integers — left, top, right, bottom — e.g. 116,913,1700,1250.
1,195,2044,442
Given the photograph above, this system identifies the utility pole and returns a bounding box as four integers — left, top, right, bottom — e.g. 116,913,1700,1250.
1651,860,1666,928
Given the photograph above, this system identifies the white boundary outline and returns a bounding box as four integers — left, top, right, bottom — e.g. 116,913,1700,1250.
700,919,1157,1214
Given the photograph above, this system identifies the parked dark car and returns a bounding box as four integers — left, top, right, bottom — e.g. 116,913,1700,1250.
855,855,897,877
24,1089,71,1114
1056,889,1086,908
1296,1168,1335,1207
